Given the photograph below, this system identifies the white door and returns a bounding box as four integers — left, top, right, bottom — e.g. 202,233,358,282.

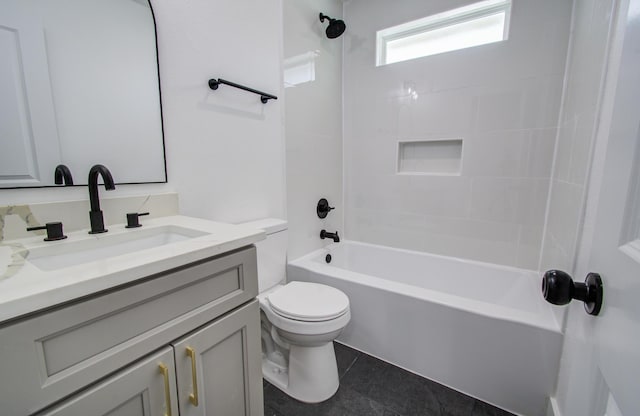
555,1,640,415
0,3,61,187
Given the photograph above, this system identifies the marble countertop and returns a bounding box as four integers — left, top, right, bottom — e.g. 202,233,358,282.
0,215,265,323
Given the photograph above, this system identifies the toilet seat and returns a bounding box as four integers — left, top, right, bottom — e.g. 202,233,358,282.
259,282,351,336
267,281,349,322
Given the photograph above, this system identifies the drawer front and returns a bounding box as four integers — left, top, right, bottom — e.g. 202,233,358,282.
0,246,257,415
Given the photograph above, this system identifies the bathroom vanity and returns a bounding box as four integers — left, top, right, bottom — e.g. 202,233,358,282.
0,216,265,415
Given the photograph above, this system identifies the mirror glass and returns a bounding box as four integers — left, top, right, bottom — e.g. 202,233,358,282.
0,0,166,188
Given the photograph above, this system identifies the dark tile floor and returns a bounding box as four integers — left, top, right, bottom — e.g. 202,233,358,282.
263,342,515,416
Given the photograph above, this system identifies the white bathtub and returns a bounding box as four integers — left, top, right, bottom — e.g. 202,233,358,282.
287,241,563,416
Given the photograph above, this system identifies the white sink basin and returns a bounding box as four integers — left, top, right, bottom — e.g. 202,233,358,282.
0,215,266,323
26,225,207,271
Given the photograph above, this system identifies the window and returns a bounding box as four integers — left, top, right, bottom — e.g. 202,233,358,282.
284,51,319,88
376,0,511,66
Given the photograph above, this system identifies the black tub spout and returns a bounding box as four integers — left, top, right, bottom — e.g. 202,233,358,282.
320,229,340,243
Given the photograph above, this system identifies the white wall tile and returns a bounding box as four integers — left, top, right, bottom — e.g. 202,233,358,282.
470,177,549,226
344,0,572,267
284,0,343,260
462,127,555,179
540,0,614,276
462,130,530,177
517,225,544,270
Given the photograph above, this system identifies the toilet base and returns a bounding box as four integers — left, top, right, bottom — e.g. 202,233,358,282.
262,342,339,403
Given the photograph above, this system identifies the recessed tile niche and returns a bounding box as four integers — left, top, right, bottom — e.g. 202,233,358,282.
397,139,463,175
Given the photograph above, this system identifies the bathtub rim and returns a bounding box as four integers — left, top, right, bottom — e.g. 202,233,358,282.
289,240,562,334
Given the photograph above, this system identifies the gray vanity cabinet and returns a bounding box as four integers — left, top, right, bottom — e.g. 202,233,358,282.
0,246,263,416
40,301,263,416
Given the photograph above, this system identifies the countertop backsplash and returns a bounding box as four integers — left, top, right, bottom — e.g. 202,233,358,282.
0,193,178,242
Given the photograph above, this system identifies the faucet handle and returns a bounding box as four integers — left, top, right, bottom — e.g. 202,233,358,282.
27,222,67,241
126,212,149,228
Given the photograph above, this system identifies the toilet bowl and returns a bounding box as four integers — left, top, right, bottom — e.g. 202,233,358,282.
241,219,350,403
260,282,350,402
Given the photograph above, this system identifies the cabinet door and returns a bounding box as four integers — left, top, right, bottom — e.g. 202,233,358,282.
172,300,263,416
39,347,179,416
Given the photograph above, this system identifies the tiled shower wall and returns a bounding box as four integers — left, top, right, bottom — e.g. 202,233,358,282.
343,0,572,269
539,0,617,273
284,0,343,260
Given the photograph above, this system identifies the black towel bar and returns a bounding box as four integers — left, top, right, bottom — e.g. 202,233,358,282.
208,78,278,104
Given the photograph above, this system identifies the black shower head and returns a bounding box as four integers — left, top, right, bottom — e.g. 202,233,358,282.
319,13,346,39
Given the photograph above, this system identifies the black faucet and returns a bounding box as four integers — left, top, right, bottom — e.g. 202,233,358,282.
320,229,340,243
88,164,115,234
54,164,74,185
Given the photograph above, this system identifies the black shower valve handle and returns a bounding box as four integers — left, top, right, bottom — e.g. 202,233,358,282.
26,222,67,241
317,198,335,218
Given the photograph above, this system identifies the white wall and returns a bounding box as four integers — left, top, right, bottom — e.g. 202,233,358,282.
283,0,343,260
343,0,572,269
0,0,286,228
154,0,286,223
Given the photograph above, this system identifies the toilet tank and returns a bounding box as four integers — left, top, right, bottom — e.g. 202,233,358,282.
240,218,288,293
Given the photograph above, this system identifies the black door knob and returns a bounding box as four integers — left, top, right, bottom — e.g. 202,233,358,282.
542,270,603,316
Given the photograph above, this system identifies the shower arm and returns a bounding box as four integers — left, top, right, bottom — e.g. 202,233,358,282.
319,13,333,23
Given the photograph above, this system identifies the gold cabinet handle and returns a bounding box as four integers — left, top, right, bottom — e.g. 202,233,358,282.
186,347,199,406
158,363,172,416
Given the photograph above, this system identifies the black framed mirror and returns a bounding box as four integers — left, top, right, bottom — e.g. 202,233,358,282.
0,0,167,188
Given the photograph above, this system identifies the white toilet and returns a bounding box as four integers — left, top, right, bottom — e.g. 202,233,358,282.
242,218,350,403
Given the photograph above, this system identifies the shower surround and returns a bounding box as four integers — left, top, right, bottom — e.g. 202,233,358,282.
343,0,573,270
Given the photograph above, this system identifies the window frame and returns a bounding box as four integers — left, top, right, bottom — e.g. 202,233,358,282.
376,0,512,66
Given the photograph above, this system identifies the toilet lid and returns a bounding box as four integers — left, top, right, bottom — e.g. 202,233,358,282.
267,281,349,322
